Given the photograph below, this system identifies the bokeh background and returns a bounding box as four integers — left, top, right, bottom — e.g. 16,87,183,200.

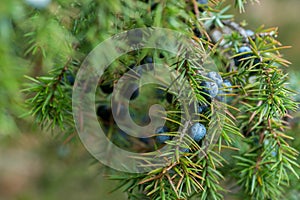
0,0,299,199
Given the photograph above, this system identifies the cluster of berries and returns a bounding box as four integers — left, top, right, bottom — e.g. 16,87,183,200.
96,61,220,152
200,71,233,103
60,58,233,153
95,57,183,151
155,71,233,152
60,25,234,153
61,55,233,154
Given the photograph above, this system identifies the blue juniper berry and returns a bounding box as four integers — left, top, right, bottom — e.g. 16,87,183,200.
189,122,207,142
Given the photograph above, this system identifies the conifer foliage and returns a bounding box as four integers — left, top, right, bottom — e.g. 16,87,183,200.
2,0,298,199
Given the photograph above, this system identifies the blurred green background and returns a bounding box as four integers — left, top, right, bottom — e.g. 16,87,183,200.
0,0,300,200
